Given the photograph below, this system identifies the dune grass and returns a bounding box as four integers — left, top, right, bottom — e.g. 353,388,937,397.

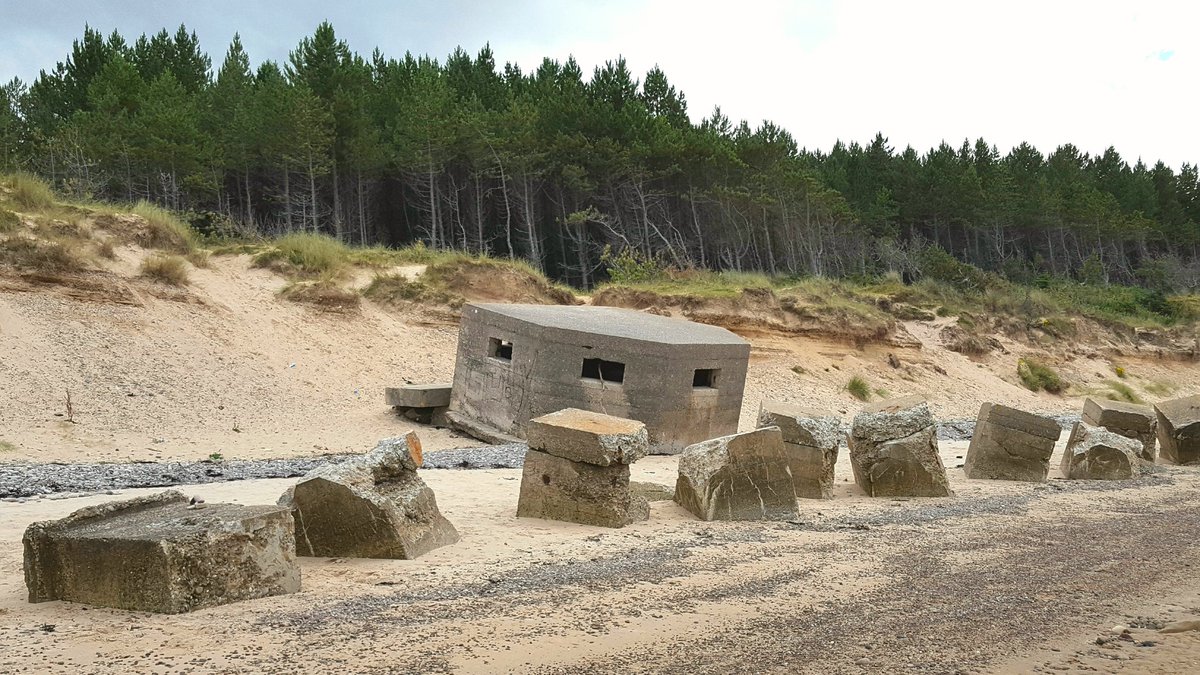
129,201,198,254
0,440,15,453
1017,358,1066,394
139,254,190,286
0,236,90,273
279,278,361,311
253,232,351,277
846,375,872,401
1,172,56,211
1104,380,1143,404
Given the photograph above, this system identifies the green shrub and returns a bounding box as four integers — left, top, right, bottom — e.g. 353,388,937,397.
1017,358,1065,394
139,254,190,285
601,245,669,284
3,172,55,210
846,375,871,401
0,440,15,453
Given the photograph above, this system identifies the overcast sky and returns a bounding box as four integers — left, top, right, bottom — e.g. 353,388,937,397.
1,0,1195,167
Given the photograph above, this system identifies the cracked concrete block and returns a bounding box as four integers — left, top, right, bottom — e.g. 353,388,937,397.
848,395,953,497
963,402,1062,482
756,400,841,499
278,432,459,559
1082,397,1156,462
1061,422,1152,480
525,408,649,466
1153,395,1200,465
674,426,806,520
386,384,452,408
516,448,649,527
24,490,299,613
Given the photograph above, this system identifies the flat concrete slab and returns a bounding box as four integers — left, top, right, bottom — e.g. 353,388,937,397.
24,490,299,613
471,303,749,345
525,408,649,466
386,384,452,408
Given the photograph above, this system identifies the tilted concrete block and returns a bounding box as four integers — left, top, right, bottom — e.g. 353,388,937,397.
24,491,299,613
757,400,841,499
1061,422,1152,480
963,402,1062,482
525,408,649,466
1153,394,1200,465
516,448,649,528
848,395,953,497
1082,397,1156,461
674,426,809,520
278,432,459,559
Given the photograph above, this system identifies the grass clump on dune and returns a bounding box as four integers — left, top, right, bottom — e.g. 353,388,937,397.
846,375,872,401
1017,358,1065,394
253,232,350,277
1,172,56,211
139,254,190,286
0,236,89,273
1104,380,1142,404
129,201,198,254
279,278,361,311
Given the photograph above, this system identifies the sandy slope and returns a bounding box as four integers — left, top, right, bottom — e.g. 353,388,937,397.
3,247,1200,672
2,249,1197,464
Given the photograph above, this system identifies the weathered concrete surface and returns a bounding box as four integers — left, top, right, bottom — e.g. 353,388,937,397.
23,490,299,613
516,449,649,527
674,427,805,520
848,395,953,498
1061,422,1152,480
278,433,459,559
756,400,841,499
963,403,1062,482
386,384,453,409
448,303,751,454
525,408,649,466
1082,397,1157,461
1154,395,1200,465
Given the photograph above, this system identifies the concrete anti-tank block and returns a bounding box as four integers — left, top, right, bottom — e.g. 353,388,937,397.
1154,395,1200,465
963,402,1062,482
674,426,805,520
24,490,300,613
756,400,841,499
848,395,953,497
525,408,649,466
278,432,459,559
516,448,649,527
1061,422,1152,480
1082,397,1156,461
